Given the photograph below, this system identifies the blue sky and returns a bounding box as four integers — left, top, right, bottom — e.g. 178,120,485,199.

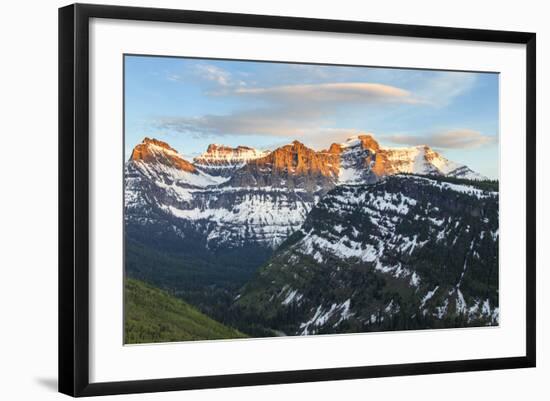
125,55,499,178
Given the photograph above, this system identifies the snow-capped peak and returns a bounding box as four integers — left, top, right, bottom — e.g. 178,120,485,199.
194,144,269,168
128,137,229,188
333,134,487,181
130,137,197,173
382,145,487,179
339,133,378,149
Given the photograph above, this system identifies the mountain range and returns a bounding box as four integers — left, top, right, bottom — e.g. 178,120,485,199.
124,134,498,339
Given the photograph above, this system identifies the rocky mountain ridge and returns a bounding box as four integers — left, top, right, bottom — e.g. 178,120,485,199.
129,133,486,187
194,144,269,177
125,134,488,250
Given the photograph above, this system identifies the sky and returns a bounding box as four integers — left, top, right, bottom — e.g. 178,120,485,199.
124,55,499,178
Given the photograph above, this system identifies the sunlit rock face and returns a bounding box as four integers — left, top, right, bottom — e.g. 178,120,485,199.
130,137,197,173
194,144,269,177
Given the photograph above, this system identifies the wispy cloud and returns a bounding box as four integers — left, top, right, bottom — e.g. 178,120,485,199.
155,81,419,138
196,64,235,87
385,129,497,149
168,63,246,87
196,64,246,87
156,111,308,138
234,82,419,104
160,63,485,149
416,72,478,107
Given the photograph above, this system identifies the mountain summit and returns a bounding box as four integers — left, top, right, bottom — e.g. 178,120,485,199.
333,134,381,152
259,140,340,177
194,144,269,176
130,137,197,173
226,140,340,191
327,133,486,181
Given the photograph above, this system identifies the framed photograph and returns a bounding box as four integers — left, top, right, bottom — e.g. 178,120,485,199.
59,3,536,397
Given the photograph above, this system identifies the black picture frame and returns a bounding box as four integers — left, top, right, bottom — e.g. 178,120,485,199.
59,3,536,397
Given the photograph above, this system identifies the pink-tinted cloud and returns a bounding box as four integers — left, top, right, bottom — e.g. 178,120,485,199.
385,129,497,149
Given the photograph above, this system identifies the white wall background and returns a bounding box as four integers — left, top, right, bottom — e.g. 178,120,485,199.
0,0,546,399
